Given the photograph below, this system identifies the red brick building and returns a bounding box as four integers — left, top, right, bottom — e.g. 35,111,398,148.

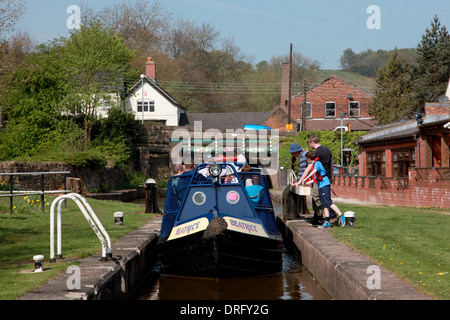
264,68,377,131
332,102,450,209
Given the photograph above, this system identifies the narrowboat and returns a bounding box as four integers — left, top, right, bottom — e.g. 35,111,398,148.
157,161,283,278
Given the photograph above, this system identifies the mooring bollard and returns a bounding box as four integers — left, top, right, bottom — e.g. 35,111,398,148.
114,211,124,225
33,255,44,272
344,211,356,227
144,178,160,214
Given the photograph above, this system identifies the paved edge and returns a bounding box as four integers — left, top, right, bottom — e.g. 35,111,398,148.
276,213,432,300
17,216,162,300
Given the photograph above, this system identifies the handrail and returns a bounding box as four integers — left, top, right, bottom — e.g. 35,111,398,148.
287,169,297,185
50,193,112,262
0,171,70,214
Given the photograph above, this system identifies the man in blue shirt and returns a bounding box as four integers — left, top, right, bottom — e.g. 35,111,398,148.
300,151,345,228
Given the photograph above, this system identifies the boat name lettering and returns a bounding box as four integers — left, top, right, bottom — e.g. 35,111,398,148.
229,219,258,233
175,221,201,236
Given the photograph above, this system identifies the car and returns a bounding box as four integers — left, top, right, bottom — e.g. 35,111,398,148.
333,126,348,132
333,165,344,176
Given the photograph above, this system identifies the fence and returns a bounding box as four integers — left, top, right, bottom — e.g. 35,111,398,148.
331,167,450,208
0,171,71,214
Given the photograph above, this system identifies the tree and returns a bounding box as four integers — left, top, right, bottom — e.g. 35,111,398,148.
0,0,25,36
0,0,26,74
0,40,67,159
410,15,450,111
369,48,413,124
60,23,135,141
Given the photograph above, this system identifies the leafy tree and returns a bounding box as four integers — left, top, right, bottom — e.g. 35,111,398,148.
369,48,413,124
60,23,135,142
0,40,66,159
410,15,450,111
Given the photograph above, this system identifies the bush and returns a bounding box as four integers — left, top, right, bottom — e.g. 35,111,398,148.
279,130,365,170
63,150,108,169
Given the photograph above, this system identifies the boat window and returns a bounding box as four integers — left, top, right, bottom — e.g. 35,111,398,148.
179,187,215,221
217,186,255,218
192,191,206,206
226,190,240,205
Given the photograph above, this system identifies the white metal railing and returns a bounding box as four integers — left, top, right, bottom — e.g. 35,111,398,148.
50,193,112,262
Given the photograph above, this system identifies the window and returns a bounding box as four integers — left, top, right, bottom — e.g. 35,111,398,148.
367,151,385,176
349,101,360,117
302,102,312,118
393,148,415,177
137,100,155,112
325,102,336,117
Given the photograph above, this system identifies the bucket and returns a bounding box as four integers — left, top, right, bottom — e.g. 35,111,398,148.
344,211,356,227
114,211,124,225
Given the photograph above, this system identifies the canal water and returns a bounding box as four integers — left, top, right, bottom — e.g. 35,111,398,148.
131,197,331,300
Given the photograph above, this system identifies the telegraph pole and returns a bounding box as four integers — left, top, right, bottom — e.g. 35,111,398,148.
287,43,293,131
302,79,306,132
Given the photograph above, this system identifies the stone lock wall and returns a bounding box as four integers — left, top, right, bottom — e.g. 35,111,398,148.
0,161,126,193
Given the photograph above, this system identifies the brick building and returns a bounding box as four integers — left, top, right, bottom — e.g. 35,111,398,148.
332,101,450,209
264,65,377,131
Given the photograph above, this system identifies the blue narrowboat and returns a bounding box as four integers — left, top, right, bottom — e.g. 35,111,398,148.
158,161,283,278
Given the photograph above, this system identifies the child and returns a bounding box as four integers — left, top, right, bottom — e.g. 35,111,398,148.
300,151,345,228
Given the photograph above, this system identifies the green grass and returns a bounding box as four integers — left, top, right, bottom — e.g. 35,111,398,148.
330,204,450,300
0,195,156,300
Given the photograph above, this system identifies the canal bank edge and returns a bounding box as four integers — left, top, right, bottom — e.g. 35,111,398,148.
276,213,432,300
17,216,162,300
17,206,431,300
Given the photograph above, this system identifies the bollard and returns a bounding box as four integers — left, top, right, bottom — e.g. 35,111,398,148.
344,211,356,227
144,178,160,214
114,211,124,225
33,255,44,272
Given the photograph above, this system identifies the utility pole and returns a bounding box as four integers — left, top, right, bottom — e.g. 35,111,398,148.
302,79,306,132
287,43,293,130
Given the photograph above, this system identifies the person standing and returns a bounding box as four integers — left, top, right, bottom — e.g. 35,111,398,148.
305,134,334,225
282,143,309,219
301,152,345,228
289,143,308,181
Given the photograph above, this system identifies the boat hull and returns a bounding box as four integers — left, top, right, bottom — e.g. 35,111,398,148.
158,221,283,278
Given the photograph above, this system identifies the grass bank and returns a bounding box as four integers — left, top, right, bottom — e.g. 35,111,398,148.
330,203,449,300
0,195,155,300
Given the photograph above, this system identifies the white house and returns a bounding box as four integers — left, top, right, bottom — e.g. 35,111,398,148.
124,57,186,126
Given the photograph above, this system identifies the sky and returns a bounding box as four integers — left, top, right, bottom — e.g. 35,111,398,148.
11,0,450,70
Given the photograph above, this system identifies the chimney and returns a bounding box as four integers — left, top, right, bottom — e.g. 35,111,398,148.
280,62,290,108
146,57,156,80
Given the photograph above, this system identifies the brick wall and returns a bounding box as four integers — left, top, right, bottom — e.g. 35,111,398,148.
332,167,450,209
264,75,376,131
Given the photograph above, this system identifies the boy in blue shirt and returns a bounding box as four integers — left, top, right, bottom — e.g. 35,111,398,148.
300,151,345,228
